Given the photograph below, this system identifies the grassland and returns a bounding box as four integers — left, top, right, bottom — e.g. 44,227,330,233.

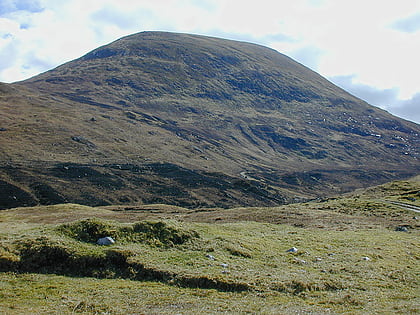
0,177,419,314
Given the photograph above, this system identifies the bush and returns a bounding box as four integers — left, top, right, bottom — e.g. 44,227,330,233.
56,219,199,247
12,236,137,277
132,221,199,246
56,219,120,243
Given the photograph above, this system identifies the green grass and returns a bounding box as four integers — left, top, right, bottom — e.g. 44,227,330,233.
359,176,420,207
1,206,419,313
0,178,419,313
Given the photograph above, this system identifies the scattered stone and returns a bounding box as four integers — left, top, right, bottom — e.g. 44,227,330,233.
413,217,418,220
362,256,370,261
286,247,298,253
71,135,96,148
124,111,137,119
0,127,7,131
395,226,409,232
71,136,84,142
220,263,229,268
97,236,115,246
221,270,230,274
294,258,306,264
192,145,203,153
90,117,97,122
206,254,215,260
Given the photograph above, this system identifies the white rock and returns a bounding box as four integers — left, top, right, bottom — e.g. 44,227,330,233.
97,236,115,245
286,247,298,253
362,256,370,261
206,254,215,260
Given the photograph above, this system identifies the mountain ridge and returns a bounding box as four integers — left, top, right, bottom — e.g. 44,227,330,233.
0,31,418,209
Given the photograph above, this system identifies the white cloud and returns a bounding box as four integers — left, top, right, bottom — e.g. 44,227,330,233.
392,93,420,124
263,0,420,103
331,75,400,107
331,75,420,123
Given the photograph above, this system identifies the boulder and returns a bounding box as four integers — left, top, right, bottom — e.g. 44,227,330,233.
286,247,298,253
97,236,115,245
395,226,409,232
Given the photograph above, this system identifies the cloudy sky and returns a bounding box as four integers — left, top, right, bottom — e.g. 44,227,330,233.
1,0,420,123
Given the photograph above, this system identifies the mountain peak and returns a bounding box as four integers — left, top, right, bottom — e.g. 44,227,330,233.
1,32,419,209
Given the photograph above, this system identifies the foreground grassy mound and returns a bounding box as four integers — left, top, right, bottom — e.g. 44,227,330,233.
0,202,419,314
57,218,198,246
0,177,418,313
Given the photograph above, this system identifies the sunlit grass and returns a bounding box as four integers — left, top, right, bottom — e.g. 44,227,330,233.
1,215,419,313
0,177,419,313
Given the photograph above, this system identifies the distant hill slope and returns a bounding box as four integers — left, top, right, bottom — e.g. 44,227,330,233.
0,31,419,209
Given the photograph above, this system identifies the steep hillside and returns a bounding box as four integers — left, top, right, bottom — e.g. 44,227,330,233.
0,32,419,209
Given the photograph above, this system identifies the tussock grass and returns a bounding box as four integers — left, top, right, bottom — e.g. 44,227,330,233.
0,179,419,313
56,218,198,246
1,212,419,313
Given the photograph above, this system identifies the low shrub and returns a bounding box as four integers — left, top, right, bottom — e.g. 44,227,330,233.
11,236,138,277
56,219,119,243
132,221,199,246
56,219,199,247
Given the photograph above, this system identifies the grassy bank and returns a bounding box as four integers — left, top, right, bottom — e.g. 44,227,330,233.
0,177,419,314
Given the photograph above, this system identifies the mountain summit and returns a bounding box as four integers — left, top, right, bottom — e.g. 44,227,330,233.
0,31,419,209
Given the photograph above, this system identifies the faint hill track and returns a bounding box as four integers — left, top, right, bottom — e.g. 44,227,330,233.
383,200,420,213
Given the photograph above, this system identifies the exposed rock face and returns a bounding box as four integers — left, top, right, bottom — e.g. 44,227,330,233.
0,32,418,209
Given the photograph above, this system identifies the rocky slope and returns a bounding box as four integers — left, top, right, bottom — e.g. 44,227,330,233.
0,32,418,209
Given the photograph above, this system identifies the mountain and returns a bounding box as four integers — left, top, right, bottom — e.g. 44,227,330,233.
0,31,419,209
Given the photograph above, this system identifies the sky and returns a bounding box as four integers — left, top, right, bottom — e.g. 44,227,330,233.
0,0,420,124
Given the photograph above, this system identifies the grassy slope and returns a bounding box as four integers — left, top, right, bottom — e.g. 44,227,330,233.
0,177,419,314
1,32,419,210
